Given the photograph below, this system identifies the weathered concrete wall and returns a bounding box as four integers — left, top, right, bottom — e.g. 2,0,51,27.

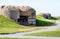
20,11,32,16
0,6,2,15
28,11,36,25
2,6,20,21
0,5,36,25
18,6,36,25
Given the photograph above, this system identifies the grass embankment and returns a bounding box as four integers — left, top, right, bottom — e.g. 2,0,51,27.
36,14,55,26
26,28,60,37
0,14,56,34
0,15,41,34
51,16,60,21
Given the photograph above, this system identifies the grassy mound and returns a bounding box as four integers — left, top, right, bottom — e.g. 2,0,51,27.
0,15,26,28
0,15,41,34
51,17,58,20
36,14,55,26
0,15,26,34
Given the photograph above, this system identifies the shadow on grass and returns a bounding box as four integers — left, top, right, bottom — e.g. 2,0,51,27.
0,32,19,35
51,17,58,20
36,19,55,26
0,33,11,35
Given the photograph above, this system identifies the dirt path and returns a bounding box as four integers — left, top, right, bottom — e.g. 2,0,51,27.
0,20,60,39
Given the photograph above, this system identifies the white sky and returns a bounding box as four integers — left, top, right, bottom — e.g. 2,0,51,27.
0,0,60,16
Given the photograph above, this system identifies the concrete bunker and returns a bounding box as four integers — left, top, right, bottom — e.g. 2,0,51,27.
42,13,51,19
1,6,36,26
17,6,36,25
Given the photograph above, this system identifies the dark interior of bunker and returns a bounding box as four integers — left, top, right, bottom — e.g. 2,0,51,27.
17,16,29,25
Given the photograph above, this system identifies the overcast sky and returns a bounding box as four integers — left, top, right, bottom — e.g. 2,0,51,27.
0,0,60,16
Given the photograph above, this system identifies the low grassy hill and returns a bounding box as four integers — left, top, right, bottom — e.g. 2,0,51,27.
0,15,41,34
0,14,56,34
0,15,26,28
36,14,55,26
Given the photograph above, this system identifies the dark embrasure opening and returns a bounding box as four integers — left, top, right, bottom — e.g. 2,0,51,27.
17,16,29,25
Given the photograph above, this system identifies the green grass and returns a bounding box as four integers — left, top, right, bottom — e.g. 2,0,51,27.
36,15,55,26
0,27,42,34
51,16,60,21
0,15,56,34
0,15,25,28
51,17,58,20
0,15,41,34
26,28,60,37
